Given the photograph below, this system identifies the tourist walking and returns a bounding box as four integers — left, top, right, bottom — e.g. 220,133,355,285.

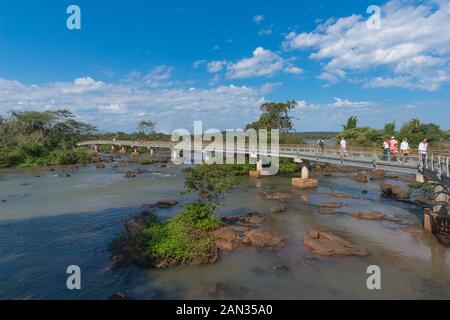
340,137,347,157
400,138,411,163
418,139,428,168
317,138,326,154
389,136,399,162
382,138,389,160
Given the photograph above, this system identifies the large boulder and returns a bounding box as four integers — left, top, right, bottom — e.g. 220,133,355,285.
304,230,370,257
380,183,409,200
243,229,286,248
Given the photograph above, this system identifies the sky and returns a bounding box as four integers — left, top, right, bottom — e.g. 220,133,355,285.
0,0,449,133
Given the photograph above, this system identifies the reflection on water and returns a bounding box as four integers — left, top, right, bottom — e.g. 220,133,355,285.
0,158,449,299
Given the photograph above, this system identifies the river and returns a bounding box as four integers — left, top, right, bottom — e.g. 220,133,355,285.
0,156,449,299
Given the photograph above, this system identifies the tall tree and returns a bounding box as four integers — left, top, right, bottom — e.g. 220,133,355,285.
246,100,297,133
138,120,156,135
342,116,358,130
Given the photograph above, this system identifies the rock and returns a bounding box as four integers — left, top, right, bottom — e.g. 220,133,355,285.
242,229,286,248
361,190,368,195
328,192,359,200
269,204,288,213
209,282,249,299
402,226,423,234
272,264,290,272
68,165,78,172
320,202,345,209
352,171,368,183
213,227,243,243
319,208,337,215
262,192,292,202
348,211,385,220
95,162,105,169
380,183,409,200
1,199,7,203
149,199,178,208
303,230,370,257
292,178,318,189
105,156,114,163
124,168,143,178
222,213,265,226
215,239,239,251
109,292,131,300
370,169,385,180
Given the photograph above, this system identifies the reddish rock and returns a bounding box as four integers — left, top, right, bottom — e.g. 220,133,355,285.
243,229,286,248
352,171,368,183
149,199,178,208
269,204,288,213
320,202,345,209
370,169,385,180
380,183,409,200
348,212,386,220
304,230,370,257
215,239,239,251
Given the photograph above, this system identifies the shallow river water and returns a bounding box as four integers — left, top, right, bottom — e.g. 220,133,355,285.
0,157,449,300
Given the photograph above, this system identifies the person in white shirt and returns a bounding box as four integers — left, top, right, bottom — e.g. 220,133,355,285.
340,138,347,157
418,139,428,168
400,138,410,163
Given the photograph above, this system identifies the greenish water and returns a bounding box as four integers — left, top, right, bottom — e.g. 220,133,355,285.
0,157,449,299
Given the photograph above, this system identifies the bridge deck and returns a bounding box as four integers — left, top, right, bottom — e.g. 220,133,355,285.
76,140,450,181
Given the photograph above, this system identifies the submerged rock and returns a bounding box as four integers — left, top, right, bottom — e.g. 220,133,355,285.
348,211,386,220
328,192,359,200
222,213,265,226
319,202,345,209
262,192,292,202
318,208,337,215
124,168,143,178
109,292,132,300
304,230,370,257
149,199,179,208
95,162,105,169
269,204,288,213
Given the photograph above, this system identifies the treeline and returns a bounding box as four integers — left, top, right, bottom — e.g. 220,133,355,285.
0,110,96,167
336,117,450,149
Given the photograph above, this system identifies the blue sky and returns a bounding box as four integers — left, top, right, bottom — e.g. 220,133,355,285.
0,0,449,133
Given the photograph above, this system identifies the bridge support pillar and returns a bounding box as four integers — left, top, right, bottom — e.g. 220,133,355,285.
292,166,318,189
132,148,140,157
150,148,154,157
249,158,264,178
119,147,126,155
433,184,449,215
416,172,425,183
424,208,434,233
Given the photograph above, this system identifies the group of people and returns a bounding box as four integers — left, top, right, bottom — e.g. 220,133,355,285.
315,136,429,166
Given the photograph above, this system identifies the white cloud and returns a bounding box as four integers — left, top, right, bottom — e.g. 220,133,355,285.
253,14,265,24
258,27,273,36
0,76,275,132
282,0,450,91
329,97,374,108
226,47,302,79
207,60,228,73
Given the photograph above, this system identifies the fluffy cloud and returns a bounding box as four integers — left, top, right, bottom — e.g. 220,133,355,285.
226,47,302,79
282,0,450,91
329,97,374,108
207,60,228,73
0,76,275,132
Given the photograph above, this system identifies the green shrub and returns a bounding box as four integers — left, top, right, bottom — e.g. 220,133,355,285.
139,202,220,266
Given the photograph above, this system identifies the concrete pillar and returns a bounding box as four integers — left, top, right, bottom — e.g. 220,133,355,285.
416,172,425,183
424,208,434,233
433,184,449,215
111,145,115,152
292,165,318,189
301,166,309,180
249,156,263,178
120,147,126,155
257,159,263,172
150,148,154,156
131,148,140,157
